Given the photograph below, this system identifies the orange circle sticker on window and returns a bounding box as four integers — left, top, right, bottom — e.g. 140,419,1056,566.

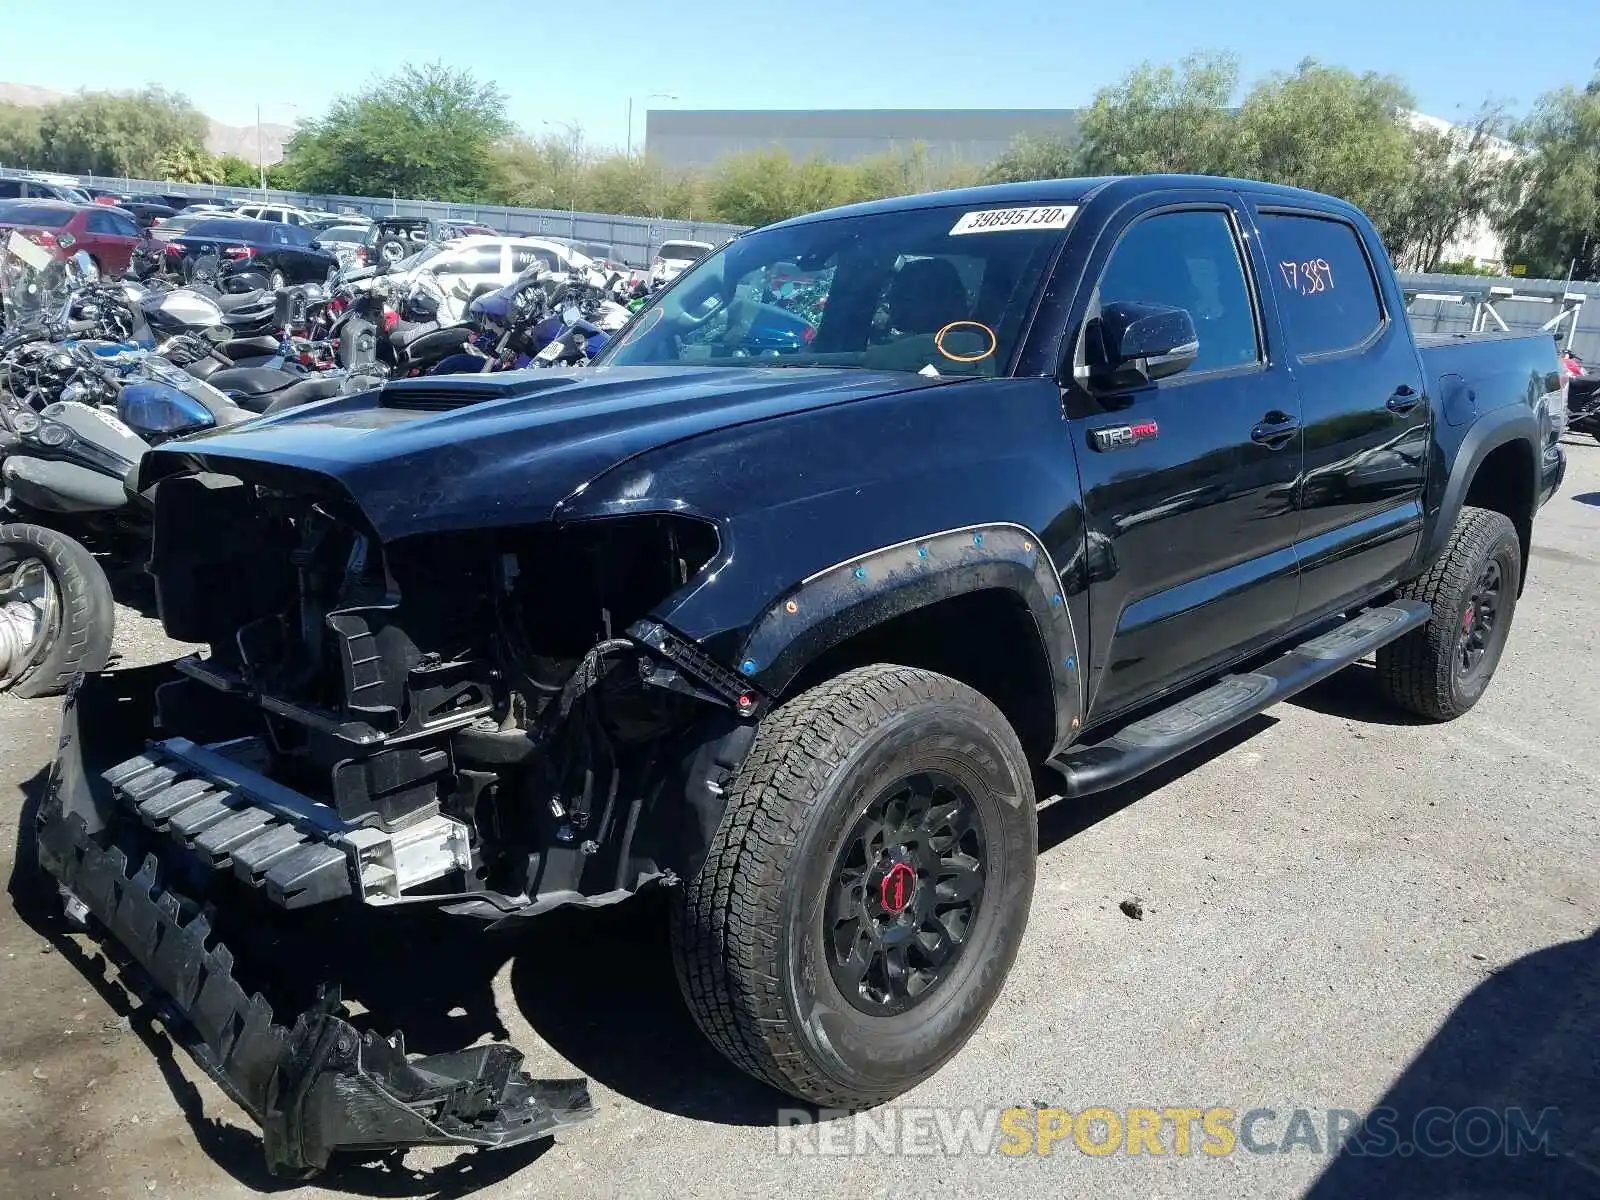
934,320,997,363
618,305,664,347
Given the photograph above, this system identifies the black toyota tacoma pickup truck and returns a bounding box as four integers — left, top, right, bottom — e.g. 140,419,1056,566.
34,175,1567,1174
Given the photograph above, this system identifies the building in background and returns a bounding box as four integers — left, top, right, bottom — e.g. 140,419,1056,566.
645,106,1517,269
644,109,1082,170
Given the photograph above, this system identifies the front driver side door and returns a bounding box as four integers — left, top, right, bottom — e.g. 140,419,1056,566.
1065,199,1304,722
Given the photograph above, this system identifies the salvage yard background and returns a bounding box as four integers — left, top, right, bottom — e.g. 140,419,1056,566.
1,445,1595,1198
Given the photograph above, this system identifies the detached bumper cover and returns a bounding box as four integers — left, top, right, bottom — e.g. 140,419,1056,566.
35,670,594,1177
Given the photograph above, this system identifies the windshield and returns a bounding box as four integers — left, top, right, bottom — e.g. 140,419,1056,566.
599,204,1074,376
399,245,443,272
658,241,710,263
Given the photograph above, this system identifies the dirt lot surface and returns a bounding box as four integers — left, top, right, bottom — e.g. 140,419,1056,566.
2,446,1596,1200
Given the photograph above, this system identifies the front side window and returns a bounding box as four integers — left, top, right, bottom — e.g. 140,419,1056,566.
601,204,1071,376
1256,213,1384,357
1093,209,1259,375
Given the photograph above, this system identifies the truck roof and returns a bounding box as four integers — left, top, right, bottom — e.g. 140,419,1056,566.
764,174,1366,231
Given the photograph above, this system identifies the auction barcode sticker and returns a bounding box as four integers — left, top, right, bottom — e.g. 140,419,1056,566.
949,206,1077,235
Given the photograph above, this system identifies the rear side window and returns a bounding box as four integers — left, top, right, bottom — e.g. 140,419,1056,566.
1256,213,1384,356
1095,209,1260,374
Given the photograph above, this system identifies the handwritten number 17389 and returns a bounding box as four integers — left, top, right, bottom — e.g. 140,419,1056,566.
1279,259,1335,296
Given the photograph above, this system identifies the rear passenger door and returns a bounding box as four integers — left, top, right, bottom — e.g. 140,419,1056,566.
1247,204,1429,620
1066,195,1304,720
84,207,141,274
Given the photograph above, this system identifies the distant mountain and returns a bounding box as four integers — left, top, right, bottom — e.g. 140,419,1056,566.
0,81,292,164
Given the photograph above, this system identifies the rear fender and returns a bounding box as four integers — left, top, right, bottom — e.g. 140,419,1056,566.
1415,403,1539,571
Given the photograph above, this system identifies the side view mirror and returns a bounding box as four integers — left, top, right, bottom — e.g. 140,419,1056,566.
1085,301,1199,389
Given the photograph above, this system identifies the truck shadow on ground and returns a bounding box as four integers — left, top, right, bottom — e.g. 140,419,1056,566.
1036,714,1277,852
1286,663,1433,727
1305,928,1599,1200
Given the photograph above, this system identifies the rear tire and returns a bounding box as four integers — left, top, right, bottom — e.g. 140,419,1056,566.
671,664,1037,1107
0,523,114,699
1377,505,1521,720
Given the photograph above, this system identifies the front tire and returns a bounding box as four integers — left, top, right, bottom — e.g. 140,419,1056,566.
268,269,286,291
0,523,114,698
672,664,1037,1107
1378,505,1521,720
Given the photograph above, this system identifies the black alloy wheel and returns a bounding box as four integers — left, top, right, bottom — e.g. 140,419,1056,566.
1458,557,1503,680
828,770,987,1016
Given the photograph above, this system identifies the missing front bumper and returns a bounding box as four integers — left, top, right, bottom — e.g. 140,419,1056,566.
34,669,594,1177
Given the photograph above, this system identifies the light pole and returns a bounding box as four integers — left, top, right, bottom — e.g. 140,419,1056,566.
257,102,301,200
627,93,677,159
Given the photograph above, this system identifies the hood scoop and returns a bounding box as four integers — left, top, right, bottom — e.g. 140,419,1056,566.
378,373,580,412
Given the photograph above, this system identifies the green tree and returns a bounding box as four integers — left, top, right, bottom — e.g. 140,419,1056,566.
282,62,510,201
1074,51,1242,176
0,103,43,168
153,142,221,184
215,153,260,188
704,149,840,225
36,87,208,177
840,144,982,202
1386,111,1509,272
984,134,1077,184
1496,68,1600,280
1237,60,1417,245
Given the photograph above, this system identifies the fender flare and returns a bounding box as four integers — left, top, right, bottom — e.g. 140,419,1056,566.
733,523,1084,747
1417,404,1540,571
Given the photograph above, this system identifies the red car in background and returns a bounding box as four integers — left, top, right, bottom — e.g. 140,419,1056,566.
0,199,145,276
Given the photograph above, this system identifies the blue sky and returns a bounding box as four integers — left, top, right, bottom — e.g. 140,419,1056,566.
1,0,1590,150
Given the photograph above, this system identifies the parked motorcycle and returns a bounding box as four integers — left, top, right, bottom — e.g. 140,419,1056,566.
0,239,374,694
1562,346,1600,440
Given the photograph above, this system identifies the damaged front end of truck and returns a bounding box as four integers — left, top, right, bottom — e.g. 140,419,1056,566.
33,374,787,1175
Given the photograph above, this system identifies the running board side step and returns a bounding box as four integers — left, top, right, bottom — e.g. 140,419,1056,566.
1048,600,1430,797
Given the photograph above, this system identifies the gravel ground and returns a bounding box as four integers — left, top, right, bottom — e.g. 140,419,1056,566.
2,448,1596,1200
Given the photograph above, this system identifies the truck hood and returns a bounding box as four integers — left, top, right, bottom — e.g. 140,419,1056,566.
141,365,946,540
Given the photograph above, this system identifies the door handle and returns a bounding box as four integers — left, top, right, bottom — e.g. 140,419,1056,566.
1251,412,1299,449
1386,385,1422,413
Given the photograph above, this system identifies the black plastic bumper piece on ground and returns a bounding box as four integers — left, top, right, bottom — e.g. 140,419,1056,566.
35,671,595,1178
1049,600,1432,797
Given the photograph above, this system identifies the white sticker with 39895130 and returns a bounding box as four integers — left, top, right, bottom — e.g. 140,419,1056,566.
949,206,1077,236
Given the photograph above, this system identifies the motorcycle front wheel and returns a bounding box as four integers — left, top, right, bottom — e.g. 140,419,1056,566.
0,523,114,698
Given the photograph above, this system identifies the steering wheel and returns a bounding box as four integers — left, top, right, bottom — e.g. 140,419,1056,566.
674,290,724,328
